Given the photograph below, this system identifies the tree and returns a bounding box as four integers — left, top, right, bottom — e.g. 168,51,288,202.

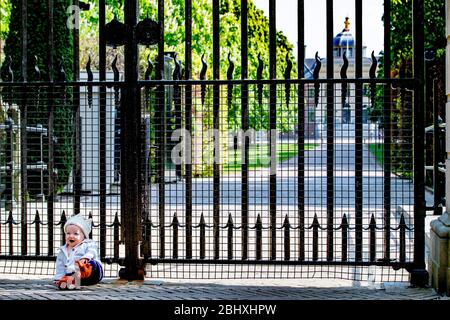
2,0,74,195
369,0,445,178
78,0,297,130
77,0,297,177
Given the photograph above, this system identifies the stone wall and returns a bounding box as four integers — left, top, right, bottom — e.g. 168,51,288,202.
429,0,450,296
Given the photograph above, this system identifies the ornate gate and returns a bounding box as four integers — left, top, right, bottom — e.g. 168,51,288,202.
0,0,429,286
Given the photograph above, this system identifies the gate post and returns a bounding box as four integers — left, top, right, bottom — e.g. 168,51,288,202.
119,0,145,280
410,0,429,287
428,0,450,295
429,214,450,295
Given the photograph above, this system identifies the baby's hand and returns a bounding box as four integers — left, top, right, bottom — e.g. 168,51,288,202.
78,258,90,264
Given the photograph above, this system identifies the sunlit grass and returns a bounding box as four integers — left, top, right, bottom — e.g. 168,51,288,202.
224,143,318,172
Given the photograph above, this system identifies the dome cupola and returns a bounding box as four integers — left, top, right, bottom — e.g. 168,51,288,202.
333,17,355,57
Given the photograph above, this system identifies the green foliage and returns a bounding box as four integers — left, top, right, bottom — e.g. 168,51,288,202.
79,0,297,132
4,0,73,81
0,0,11,42
2,0,74,195
368,0,445,179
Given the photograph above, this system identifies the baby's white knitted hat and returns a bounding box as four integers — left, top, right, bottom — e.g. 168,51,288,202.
64,214,91,238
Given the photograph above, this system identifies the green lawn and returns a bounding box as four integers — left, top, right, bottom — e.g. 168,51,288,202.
224,143,318,172
368,143,384,165
367,143,412,178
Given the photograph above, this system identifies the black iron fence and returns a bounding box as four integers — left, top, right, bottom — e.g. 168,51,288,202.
0,0,429,285
0,77,420,280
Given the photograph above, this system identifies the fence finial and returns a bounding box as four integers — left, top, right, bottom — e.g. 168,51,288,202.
313,52,321,107
257,53,264,106
284,53,292,106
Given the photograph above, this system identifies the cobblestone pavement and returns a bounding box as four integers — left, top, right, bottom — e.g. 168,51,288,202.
0,275,447,301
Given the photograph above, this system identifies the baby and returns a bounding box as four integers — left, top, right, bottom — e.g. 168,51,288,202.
54,214,103,289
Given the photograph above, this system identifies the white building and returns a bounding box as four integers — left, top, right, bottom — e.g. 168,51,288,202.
304,17,376,138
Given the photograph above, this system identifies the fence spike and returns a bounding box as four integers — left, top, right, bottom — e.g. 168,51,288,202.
60,211,67,245
312,213,319,261
173,53,181,80
284,53,292,107
57,56,66,82
86,55,93,80
1,56,14,82
113,212,120,258
35,210,41,256
341,214,349,261
33,55,41,81
88,212,93,239
227,213,234,260
256,214,262,260
8,211,14,255
283,214,290,261
199,213,206,259
227,53,234,109
257,53,264,106
340,51,349,80
200,54,207,106
369,51,378,107
86,55,93,108
227,53,235,80
399,213,407,263
112,55,120,81
172,213,179,259
369,213,377,262
341,51,348,106
369,50,378,79
313,52,321,107
60,211,67,224
145,54,154,80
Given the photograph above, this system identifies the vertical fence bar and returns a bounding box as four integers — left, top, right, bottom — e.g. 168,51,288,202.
142,213,151,257
312,214,319,261
60,211,67,246
383,0,392,263
73,0,81,215
185,0,193,260
113,212,120,259
369,214,376,262
4,106,13,212
98,0,107,259
283,215,290,261
20,0,28,256
326,0,334,262
256,214,262,260
411,0,428,286
241,0,249,261
120,0,143,279
269,0,277,261
172,214,178,259
199,214,205,259
8,212,14,254
35,211,41,255
212,0,220,260
47,0,54,256
399,213,406,263
156,0,166,260
297,0,305,262
341,214,348,261
227,213,233,260
354,0,363,262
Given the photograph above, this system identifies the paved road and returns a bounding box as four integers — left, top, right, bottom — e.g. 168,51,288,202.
0,275,445,301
